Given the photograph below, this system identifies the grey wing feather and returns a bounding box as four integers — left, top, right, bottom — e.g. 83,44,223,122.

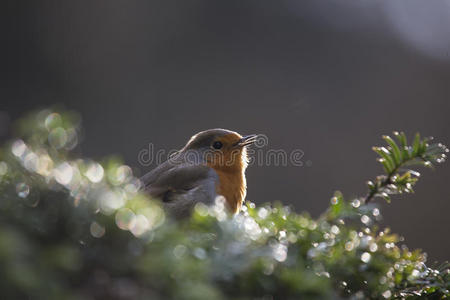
140,162,219,218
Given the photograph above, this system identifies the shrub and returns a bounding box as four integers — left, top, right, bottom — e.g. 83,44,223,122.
0,109,448,299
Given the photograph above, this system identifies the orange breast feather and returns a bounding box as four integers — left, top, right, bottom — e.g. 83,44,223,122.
214,169,246,213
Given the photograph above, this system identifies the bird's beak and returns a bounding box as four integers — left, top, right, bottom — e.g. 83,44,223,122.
235,134,258,147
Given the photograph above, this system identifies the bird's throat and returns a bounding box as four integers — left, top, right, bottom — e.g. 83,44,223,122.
215,168,247,214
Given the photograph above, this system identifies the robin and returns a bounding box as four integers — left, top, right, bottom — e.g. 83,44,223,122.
140,129,257,218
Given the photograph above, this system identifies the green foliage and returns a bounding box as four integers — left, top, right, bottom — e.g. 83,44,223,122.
367,132,448,203
0,109,448,299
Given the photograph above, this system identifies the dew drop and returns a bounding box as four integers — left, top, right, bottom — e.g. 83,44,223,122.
382,290,392,298
370,243,378,252
258,207,269,219
330,197,338,205
345,241,354,251
361,215,370,225
272,243,288,262
351,199,361,208
331,225,340,235
361,252,371,263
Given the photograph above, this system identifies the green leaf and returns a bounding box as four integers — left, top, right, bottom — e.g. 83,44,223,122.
395,131,410,160
419,139,428,155
394,131,407,148
383,135,402,165
380,192,391,203
373,147,395,173
412,133,421,156
330,191,344,216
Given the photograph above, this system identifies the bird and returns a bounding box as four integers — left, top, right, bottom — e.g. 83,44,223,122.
140,129,257,218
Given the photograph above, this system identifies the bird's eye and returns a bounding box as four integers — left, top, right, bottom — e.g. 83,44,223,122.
212,141,223,149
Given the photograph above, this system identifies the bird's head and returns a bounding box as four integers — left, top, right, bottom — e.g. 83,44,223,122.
181,129,257,172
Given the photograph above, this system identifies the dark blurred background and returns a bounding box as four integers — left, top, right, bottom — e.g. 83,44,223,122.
2,1,449,261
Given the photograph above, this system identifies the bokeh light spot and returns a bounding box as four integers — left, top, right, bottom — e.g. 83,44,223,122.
12,139,27,157
48,127,68,149
100,190,125,214
129,214,150,237
44,113,62,130
16,182,30,198
361,252,371,263
173,244,187,259
54,162,74,185
115,208,136,230
90,221,106,238
85,163,104,183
